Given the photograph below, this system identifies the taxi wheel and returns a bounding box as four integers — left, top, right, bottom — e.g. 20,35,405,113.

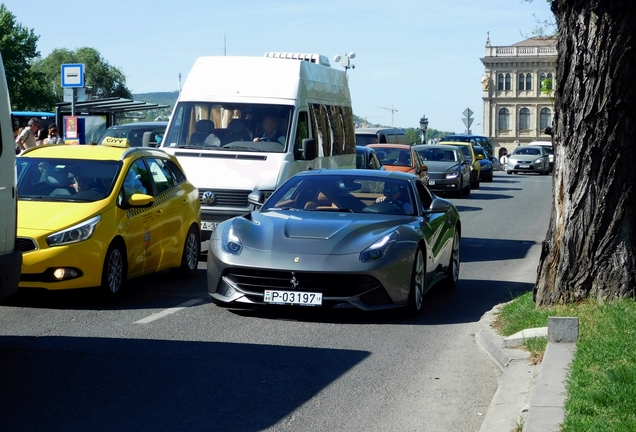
175,225,200,278
101,240,126,296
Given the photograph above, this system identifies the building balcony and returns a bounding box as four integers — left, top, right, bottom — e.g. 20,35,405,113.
485,46,557,57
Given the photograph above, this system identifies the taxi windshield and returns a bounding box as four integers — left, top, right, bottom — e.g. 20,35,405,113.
17,158,122,202
163,102,293,153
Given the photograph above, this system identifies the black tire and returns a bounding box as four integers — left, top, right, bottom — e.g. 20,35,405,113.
475,178,480,189
488,173,494,182
453,179,464,198
463,179,471,196
101,239,126,296
470,172,479,189
174,225,200,278
444,228,460,289
507,170,513,175
406,247,426,316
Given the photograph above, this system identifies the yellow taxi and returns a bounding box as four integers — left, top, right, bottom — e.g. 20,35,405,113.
16,138,201,295
442,141,482,189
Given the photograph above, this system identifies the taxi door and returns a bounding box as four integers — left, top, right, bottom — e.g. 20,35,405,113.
145,158,188,267
119,158,162,277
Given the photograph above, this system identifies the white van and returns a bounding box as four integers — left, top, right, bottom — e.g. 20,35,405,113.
0,54,22,300
161,52,356,238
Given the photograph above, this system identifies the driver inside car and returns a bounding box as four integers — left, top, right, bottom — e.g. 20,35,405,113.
376,182,414,214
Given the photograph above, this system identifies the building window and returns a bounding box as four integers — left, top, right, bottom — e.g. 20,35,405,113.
540,73,546,85
498,108,510,130
518,73,525,91
546,73,553,90
519,108,531,130
525,73,532,90
498,74,504,91
540,108,552,130
505,73,511,91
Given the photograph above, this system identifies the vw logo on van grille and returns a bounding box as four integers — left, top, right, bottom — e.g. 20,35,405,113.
201,191,216,205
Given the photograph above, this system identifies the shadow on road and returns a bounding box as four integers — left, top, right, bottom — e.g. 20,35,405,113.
475,186,523,192
455,205,484,213
0,335,370,432
461,237,537,263
1,269,209,311
465,192,514,200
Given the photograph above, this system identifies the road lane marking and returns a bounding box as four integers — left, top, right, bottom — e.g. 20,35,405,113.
133,298,203,324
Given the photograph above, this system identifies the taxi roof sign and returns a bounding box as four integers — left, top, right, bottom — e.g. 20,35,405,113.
102,137,130,148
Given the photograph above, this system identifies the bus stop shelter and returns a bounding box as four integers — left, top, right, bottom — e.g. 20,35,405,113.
54,97,170,144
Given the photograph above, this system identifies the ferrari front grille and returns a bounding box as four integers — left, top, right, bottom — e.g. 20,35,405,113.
223,268,382,297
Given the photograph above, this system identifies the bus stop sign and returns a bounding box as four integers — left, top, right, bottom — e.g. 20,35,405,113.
61,64,85,88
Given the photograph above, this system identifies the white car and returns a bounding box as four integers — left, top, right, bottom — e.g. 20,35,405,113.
506,145,551,175
530,141,554,172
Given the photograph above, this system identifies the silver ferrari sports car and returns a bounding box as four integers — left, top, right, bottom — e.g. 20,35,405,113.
207,170,461,315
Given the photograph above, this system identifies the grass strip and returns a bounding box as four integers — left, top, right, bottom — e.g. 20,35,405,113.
495,292,636,431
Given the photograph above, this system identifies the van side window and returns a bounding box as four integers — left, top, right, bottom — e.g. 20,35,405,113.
379,134,387,143
294,111,309,152
309,103,355,156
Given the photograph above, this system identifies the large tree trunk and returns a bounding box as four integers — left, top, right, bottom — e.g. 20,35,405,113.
534,0,636,305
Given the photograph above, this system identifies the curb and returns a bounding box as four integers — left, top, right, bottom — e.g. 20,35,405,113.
475,304,537,432
475,304,576,432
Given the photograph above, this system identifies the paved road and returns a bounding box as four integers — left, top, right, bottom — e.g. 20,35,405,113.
0,171,552,432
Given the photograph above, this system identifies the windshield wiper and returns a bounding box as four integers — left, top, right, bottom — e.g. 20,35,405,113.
269,207,300,211
221,145,266,152
314,208,355,213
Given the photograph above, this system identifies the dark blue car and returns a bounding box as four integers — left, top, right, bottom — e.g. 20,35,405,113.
355,145,385,170
473,146,493,182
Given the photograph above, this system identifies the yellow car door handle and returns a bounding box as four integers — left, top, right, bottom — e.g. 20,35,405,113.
155,209,163,215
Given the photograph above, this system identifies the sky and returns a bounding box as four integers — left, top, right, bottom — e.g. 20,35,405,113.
7,0,553,134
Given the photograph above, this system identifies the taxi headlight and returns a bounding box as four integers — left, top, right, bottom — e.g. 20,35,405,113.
221,223,243,255
46,215,101,247
445,172,459,179
360,231,398,262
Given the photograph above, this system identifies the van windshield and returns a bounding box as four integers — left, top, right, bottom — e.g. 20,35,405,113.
163,102,293,153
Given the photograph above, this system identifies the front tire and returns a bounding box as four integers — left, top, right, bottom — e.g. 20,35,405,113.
444,228,460,289
406,247,426,316
507,170,513,175
174,225,200,278
101,240,126,296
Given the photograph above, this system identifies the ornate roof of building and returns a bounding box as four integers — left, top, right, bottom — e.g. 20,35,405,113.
512,37,557,47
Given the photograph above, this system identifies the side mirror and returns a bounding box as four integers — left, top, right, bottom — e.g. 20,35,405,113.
421,164,428,172
302,138,317,161
128,193,155,207
248,191,265,207
424,197,451,214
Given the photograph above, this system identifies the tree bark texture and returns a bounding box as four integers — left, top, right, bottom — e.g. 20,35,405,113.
535,0,636,305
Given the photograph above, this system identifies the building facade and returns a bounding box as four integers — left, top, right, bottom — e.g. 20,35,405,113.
480,36,557,157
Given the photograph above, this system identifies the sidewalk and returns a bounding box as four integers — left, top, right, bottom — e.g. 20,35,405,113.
475,304,576,432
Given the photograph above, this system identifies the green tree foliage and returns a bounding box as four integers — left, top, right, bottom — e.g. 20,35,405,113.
32,47,133,101
0,5,56,110
404,127,455,145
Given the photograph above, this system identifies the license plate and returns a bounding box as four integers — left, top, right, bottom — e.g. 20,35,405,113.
201,221,218,231
264,290,323,306
519,164,530,168
428,180,436,186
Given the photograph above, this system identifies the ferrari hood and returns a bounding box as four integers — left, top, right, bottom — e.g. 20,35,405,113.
232,211,413,255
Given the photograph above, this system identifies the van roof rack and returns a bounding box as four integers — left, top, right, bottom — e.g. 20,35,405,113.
264,52,331,67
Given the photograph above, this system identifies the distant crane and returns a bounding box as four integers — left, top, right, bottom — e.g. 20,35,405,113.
377,105,398,127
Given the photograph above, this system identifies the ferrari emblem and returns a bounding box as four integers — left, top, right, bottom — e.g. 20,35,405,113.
294,257,300,263
290,272,299,289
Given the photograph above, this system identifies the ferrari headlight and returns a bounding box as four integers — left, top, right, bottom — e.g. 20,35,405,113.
360,231,398,262
46,215,101,247
222,223,243,255
445,172,459,179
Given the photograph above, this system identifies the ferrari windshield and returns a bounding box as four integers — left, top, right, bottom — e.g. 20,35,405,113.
263,174,417,215
162,102,293,153
17,158,121,202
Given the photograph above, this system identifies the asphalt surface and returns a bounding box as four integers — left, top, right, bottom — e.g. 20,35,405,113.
0,171,552,432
